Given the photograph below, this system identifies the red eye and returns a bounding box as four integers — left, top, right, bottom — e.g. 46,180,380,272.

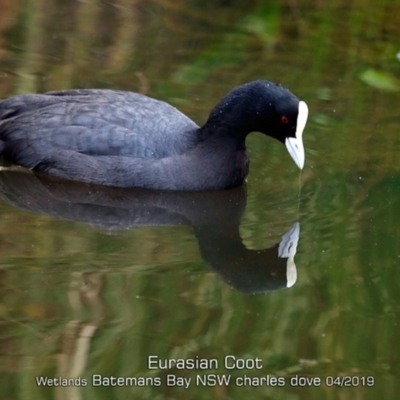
281,116,289,124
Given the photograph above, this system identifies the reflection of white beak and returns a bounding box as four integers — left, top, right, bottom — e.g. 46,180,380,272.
279,222,300,288
285,100,308,170
285,136,305,169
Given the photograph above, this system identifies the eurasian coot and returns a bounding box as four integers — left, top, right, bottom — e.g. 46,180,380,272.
0,80,308,190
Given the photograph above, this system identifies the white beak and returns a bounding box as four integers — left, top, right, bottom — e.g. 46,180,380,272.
285,100,308,169
285,136,305,169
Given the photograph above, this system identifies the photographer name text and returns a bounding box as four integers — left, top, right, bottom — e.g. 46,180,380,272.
35,356,375,388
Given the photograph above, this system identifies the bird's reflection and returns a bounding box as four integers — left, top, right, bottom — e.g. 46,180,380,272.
0,167,300,294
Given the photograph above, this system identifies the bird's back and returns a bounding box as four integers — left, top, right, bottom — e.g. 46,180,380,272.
0,89,199,169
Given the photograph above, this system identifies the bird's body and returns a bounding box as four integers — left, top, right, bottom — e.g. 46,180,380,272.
0,81,308,190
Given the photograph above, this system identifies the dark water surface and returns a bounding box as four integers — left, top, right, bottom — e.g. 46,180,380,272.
1,1,400,399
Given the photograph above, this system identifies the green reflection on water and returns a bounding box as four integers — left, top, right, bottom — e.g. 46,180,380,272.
1,0,400,399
